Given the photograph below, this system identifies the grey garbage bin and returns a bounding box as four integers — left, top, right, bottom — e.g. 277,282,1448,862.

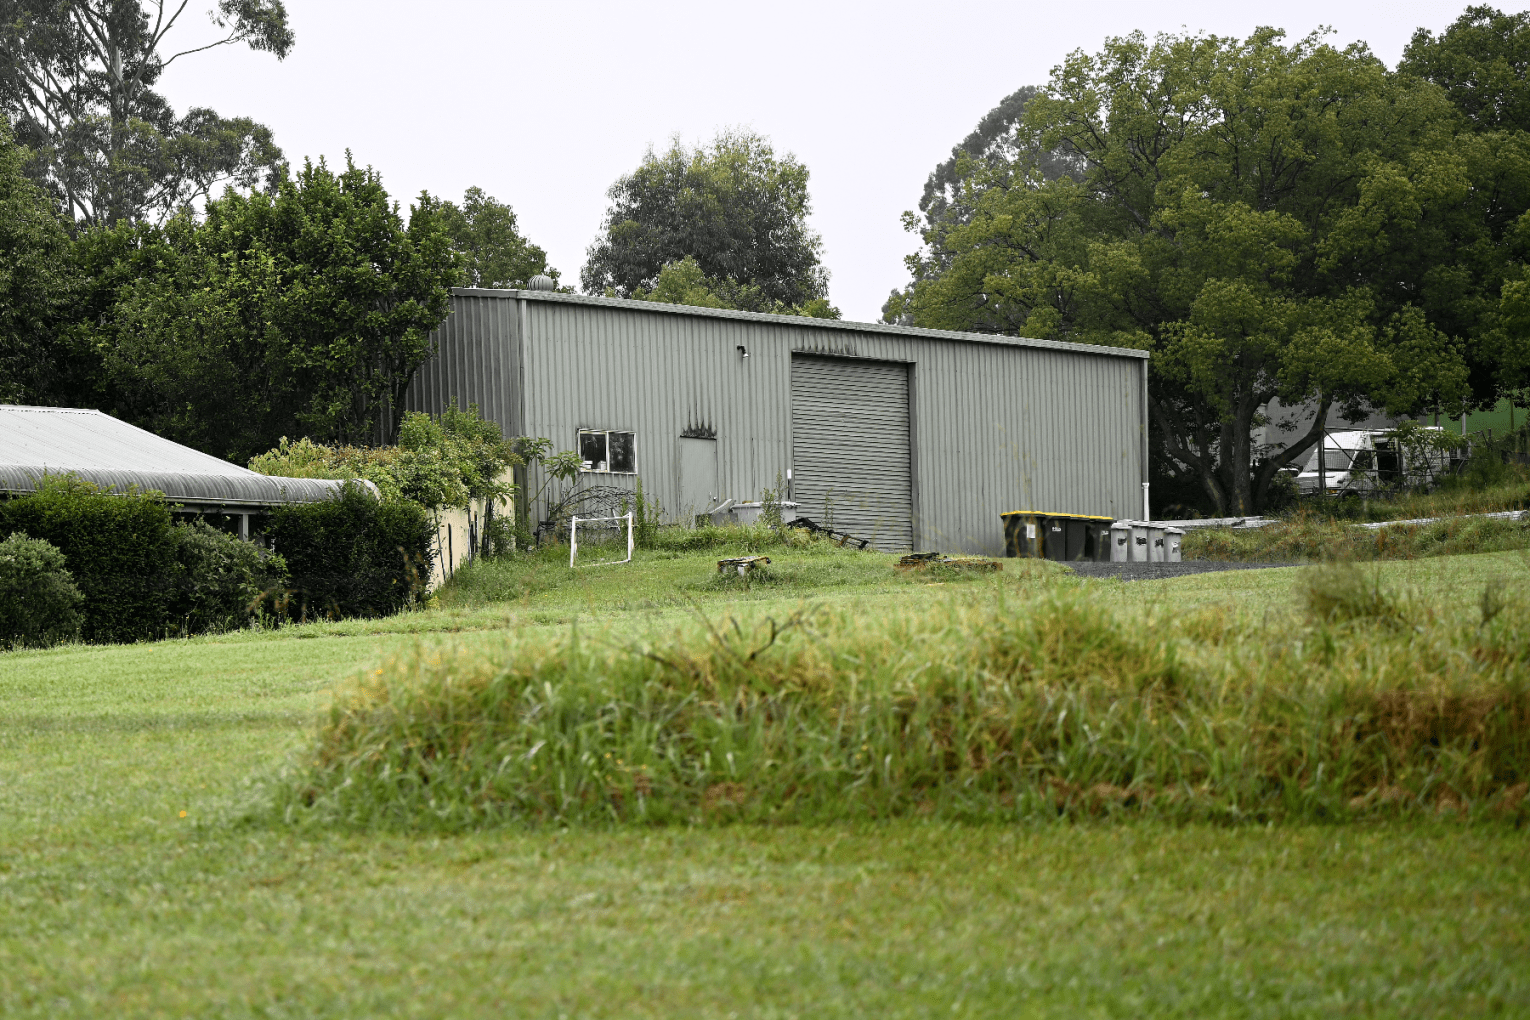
1128,521,1150,562
1109,522,1132,562
1165,527,1184,563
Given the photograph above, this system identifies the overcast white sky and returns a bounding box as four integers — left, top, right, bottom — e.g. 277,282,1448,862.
155,0,1529,323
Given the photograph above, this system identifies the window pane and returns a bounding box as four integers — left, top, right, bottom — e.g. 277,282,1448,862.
609,431,635,473
579,431,607,471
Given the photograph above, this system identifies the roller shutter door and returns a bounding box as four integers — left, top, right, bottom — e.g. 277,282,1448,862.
790,355,912,551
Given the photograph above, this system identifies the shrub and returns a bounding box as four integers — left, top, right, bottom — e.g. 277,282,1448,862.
263,483,434,620
0,475,176,642
167,520,289,635
0,532,84,649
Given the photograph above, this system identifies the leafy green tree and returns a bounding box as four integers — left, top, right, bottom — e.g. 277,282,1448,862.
582,130,831,311
0,0,292,228
1400,5,1530,132
1400,6,1530,416
0,125,73,402
410,186,557,288
900,28,1497,515
86,155,460,459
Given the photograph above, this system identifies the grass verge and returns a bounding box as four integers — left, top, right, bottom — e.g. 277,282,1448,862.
1185,510,1530,562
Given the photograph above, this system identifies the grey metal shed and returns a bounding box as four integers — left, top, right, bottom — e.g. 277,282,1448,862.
404,288,1150,555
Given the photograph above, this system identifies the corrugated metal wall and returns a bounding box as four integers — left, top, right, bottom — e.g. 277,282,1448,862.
403,292,523,436
408,291,1147,557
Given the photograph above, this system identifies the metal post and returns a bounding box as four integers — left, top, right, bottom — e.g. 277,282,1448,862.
569,515,578,569
1318,421,1326,497
626,511,634,562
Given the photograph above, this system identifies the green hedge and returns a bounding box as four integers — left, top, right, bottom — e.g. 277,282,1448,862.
262,483,433,620
0,477,178,642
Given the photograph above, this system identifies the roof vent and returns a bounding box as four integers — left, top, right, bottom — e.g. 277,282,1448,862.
526,274,556,292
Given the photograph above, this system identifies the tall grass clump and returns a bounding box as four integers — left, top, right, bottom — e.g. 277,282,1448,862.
264,579,1530,831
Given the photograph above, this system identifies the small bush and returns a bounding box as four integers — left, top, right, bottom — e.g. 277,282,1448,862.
167,521,289,635
263,483,434,620
0,532,83,649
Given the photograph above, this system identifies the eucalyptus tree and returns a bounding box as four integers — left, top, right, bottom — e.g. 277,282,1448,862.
0,0,293,228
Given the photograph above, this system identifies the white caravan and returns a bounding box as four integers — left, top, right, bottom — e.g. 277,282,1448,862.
1291,428,1455,496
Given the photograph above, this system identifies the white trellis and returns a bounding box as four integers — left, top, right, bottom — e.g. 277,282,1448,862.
569,512,634,568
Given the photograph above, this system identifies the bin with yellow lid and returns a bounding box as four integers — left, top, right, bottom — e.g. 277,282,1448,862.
1000,511,1115,562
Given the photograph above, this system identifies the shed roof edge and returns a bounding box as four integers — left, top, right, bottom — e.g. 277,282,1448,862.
447,288,1151,360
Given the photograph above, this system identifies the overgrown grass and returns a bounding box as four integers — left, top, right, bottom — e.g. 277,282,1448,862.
1185,508,1530,562
261,566,1530,831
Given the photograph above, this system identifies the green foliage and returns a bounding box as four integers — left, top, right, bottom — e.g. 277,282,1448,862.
885,85,1081,326
250,410,515,513
165,520,288,636
1400,5,1530,132
268,580,1530,830
506,436,582,544
0,531,83,649
262,483,433,621
0,476,301,642
0,126,75,404
0,475,177,642
760,473,785,531
83,155,460,461
631,256,841,318
582,130,832,312
0,0,292,228
410,186,557,288
897,27,1530,517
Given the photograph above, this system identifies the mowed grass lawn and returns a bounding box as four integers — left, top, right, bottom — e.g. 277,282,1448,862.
2,546,1528,1018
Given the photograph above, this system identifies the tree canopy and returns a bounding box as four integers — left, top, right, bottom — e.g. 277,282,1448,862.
0,0,292,228
411,186,557,289
81,156,460,460
895,26,1530,515
884,85,1081,325
0,124,71,402
1400,5,1530,132
581,130,831,312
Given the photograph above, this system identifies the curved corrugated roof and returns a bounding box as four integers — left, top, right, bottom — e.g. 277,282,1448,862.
0,405,368,507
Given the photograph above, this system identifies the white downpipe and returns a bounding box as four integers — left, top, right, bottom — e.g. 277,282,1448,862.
1142,481,1150,522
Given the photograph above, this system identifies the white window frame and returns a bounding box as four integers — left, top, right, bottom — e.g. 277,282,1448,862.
577,428,637,474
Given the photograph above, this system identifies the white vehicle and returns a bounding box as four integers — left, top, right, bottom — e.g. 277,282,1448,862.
1291,428,1456,496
